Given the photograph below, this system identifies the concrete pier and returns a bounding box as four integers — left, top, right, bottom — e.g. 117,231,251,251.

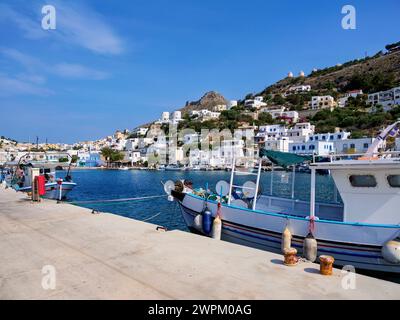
0,187,399,300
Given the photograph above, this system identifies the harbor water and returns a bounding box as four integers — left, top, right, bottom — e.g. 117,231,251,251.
63,169,340,231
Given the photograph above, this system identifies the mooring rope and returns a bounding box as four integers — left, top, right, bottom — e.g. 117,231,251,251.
68,194,166,205
142,212,162,222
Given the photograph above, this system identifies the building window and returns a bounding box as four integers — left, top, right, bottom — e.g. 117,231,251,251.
363,143,369,149
387,175,400,188
292,146,296,151
350,144,355,149
349,175,377,188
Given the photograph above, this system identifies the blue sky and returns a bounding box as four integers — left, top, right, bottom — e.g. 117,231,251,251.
0,0,399,143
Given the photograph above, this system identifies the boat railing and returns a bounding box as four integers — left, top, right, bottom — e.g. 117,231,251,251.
313,151,400,163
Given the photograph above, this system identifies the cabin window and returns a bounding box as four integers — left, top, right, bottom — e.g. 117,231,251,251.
349,175,377,188
387,175,400,188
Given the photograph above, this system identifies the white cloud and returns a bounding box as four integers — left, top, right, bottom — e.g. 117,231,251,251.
0,3,47,40
1,48,109,80
52,63,108,80
0,73,53,97
0,48,41,70
0,2,124,55
55,2,124,55
16,73,46,85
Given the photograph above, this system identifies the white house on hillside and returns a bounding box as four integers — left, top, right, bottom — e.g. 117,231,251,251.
338,90,363,108
309,95,337,110
244,96,267,109
367,86,400,111
285,85,311,96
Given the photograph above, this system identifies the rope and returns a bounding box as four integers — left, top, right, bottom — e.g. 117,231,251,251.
142,212,162,222
68,195,166,205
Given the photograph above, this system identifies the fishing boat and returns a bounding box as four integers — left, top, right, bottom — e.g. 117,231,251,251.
166,121,400,273
165,164,183,171
7,154,77,200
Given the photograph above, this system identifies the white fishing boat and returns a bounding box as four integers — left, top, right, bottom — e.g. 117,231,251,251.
166,121,400,273
165,164,183,171
7,154,77,200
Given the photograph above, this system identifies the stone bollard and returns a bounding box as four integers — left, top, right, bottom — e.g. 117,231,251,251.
319,255,334,275
283,247,299,266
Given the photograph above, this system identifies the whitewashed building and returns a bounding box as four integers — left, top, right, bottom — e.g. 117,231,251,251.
213,105,227,112
286,122,315,142
285,85,311,96
229,100,238,109
334,138,381,154
338,90,363,108
132,127,148,136
244,96,267,109
262,137,291,153
367,86,400,111
308,131,351,143
256,125,287,141
289,141,334,156
171,111,183,125
160,112,170,124
396,138,400,151
309,95,337,110
189,109,220,122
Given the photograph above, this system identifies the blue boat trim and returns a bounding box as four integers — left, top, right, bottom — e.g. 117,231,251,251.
185,193,400,229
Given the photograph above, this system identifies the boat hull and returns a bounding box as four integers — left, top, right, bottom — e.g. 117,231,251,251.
178,192,400,273
18,182,77,200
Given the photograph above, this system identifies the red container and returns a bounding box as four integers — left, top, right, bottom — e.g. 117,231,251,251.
35,176,46,196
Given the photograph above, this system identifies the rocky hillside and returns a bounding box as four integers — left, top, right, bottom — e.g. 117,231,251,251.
259,50,400,96
179,91,228,113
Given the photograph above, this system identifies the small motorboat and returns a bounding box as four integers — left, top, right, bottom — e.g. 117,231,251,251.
8,154,77,200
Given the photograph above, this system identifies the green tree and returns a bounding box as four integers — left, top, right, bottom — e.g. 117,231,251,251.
101,147,114,167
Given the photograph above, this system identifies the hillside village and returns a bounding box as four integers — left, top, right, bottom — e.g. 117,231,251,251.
1,42,400,168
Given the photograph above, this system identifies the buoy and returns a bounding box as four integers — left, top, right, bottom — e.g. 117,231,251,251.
193,214,203,232
281,226,292,254
303,232,318,262
319,255,334,276
283,248,298,266
381,238,400,264
211,215,222,240
202,209,213,235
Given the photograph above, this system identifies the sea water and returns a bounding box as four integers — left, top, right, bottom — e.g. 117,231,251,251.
62,169,340,231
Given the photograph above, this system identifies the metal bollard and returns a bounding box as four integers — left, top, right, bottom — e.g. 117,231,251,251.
319,255,335,276
283,247,299,266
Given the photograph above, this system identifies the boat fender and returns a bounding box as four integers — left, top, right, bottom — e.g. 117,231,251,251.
281,226,292,254
202,209,213,235
193,214,203,232
381,238,400,264
303,232,318,262
211,215,222,240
